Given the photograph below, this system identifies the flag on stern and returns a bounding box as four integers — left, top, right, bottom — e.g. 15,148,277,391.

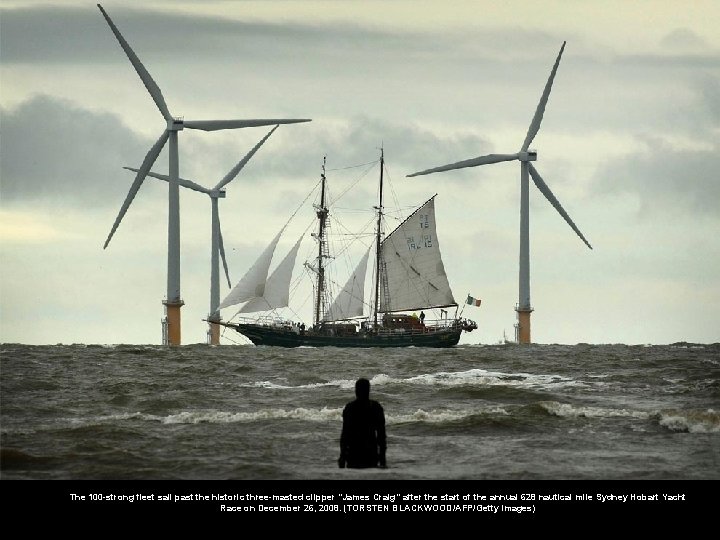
466,295,482,307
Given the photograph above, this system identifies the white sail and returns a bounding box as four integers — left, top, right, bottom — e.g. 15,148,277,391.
218,228,284,310
240,235,304,313
323,248,370,322
378,196,456,312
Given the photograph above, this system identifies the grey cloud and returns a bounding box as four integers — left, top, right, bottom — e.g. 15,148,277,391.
617,53,720,70
544,53,720,139
593,137,720,217
204,115,493,186
0,4,572,69
7,5,665,136
0,95,163,206
0,6,110,64
592,73,720,216
660,28,710,51
0,5,439,65
5,5,717,71
696,75,720,124
0,94,490,207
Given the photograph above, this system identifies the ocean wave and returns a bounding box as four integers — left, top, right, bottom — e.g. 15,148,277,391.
402,369,584,390
3,411,155,435
537,401,651,420
239,375,389,391
29,405,717,435
655,409,720,433
160,407,343,424
153,406,510,426
390,406,510,425
537,401,720,433
239,369,583,394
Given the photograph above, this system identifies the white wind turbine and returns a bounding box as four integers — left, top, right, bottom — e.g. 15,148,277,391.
407,42,592,344
97,5,310,345
124,125,279,345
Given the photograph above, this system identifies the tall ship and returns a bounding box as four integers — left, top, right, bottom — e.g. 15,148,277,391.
216,150,478,347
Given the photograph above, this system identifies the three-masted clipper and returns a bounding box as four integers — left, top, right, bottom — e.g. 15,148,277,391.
215,150,478,347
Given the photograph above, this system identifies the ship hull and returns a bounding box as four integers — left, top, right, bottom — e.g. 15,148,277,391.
229,323,462,348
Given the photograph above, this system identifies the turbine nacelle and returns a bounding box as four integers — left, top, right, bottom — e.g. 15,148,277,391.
518,150,537,162
210,189,227,199
168,118,185,131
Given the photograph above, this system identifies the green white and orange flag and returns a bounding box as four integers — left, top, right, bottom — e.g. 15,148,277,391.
466,295,482,307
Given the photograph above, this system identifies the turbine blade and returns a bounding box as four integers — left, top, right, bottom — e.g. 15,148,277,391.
184,119,310,131
407,153,519,177
123,167,210,195
215,125,278,190
97,5,173,122
218,223,231,288
104,130,169,249
528,163,592,250
521,41,566,152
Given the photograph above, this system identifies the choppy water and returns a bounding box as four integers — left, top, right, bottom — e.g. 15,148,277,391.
2,342,718,482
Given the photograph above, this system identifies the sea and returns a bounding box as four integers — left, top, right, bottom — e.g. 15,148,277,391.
1,342,718,521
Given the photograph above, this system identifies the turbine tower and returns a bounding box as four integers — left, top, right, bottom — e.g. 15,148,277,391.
125,126,279,345
97,5,310,346
407,42,592,344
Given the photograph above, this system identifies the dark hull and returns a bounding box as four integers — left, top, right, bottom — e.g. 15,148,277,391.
228,323,462,348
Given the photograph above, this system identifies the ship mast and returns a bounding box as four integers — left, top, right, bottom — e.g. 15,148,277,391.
314,156,329,327
373,148,384,328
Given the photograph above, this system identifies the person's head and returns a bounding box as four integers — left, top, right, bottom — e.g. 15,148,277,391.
355,378,370,400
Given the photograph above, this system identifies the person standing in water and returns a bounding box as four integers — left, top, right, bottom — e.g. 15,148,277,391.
338,378,387,469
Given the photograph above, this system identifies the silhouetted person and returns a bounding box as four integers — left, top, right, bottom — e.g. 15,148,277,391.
338,378,386,469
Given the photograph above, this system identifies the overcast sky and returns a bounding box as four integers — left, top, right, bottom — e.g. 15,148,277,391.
1,0,718,346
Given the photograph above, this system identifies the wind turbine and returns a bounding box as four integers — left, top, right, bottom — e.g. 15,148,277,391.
97,4,310,346
125,125,279,345
407,42,592,344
